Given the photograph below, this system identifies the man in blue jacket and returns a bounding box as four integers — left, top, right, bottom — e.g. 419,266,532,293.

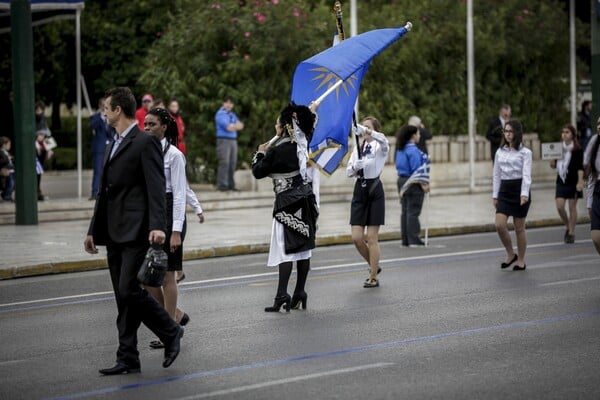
89,97,113,200
215,96,244,191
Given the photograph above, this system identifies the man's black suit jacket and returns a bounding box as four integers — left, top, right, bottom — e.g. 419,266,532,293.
486,117,504,160
88,125,166,245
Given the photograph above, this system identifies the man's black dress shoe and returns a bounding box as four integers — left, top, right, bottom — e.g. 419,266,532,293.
163,326,184,368
99,363,141,375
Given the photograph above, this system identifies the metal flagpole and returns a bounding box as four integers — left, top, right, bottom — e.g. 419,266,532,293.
467,0,476,192
424,191,430,247
76,8,82,200
569,0,576,126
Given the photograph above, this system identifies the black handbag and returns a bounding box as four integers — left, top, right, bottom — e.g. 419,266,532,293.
137,245,168,287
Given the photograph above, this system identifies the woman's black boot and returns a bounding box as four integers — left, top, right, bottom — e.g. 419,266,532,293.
264,294,291,312
290,291,307,310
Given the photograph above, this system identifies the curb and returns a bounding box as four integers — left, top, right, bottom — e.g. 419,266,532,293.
0,216,581,281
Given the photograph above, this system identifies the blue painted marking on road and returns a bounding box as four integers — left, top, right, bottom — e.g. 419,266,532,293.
46,309,600,400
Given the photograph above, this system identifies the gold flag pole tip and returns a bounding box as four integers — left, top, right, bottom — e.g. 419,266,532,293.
405,22,413,31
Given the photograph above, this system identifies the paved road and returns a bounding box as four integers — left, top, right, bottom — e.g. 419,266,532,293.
1,225,598,400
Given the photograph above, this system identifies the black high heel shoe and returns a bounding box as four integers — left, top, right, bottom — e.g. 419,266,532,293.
264,294,291,312
291,291,307,310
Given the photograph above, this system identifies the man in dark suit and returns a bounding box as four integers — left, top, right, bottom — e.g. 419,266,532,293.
486,104,511,163
89,97,113,200
84,87,182,375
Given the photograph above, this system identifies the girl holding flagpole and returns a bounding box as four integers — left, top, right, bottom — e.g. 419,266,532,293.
347,117,389,288
252,103,319,312
395,125,430,247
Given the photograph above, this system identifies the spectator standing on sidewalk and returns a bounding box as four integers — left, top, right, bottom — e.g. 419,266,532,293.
89,97,113,200
168,99,187,155
577,100,592,150
215,96,244,191
347,117,389,288
492,119,532,271
84,87,182,375
135,93,154,129
0,136,15,201
408,115,432,155
396,125,430,248
584,116,600,255
486,104,511,163
549,124,584,243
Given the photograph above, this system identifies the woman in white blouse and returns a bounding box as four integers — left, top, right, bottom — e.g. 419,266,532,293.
144,107,204,348
584,116,600,255
347,117,389,288
492,119,532,271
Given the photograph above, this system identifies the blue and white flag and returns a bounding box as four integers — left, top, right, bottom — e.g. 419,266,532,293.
291,26,411,175
399,157,430,198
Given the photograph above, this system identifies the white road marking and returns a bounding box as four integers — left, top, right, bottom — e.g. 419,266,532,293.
0,240,592,309
174,362,394,400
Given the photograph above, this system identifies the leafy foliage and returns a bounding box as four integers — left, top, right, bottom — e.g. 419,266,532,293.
0,0,591,176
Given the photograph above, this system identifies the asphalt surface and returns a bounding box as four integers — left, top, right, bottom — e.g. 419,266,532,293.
1,225,598,400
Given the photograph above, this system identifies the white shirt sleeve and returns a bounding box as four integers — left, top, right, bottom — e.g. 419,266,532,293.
520,148,532,197
170,151,187,232
186,183,203,215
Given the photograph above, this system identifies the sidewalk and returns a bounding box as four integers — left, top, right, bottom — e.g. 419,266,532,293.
0,181,587,280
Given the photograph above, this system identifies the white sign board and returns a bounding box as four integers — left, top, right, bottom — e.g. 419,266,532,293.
541,142,562,160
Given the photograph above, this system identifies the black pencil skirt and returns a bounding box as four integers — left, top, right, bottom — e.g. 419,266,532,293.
496,178,531,218
165,193,187,271
350,178,385,226
591,183,600,231
555,176,582,199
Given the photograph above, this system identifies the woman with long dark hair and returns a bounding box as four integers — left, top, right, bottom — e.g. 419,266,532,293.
492,119,532,271
252,102,318,312
143,107,204,348
584,116,600,255
549,124,584,243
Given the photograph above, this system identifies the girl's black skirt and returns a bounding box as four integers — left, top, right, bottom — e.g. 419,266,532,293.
555,176,582,199
591,182,600,231
164,192,187,271
496,178,531,218
350,178,385,226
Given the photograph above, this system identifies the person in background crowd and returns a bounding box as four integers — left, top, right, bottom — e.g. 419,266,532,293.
408,115,432,155
35,130,54,201
252,102,318,312
135,93,154,129
577,100,592,150
215,96,244,191
492,119,532,271
168,99,187,155
584,116,600,255
84,87,182,375
0,136,15,201
153,98,165,109
89,97,113,200
486,104,511,163
347,117,389,288
395,125,430,248
549,124,584,243
35,100,50,135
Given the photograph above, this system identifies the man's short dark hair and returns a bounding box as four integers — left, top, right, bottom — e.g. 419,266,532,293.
105,87,136,119
223,96,235,103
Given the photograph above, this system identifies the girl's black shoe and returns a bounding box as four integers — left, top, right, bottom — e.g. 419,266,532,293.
291,291,308,310
264,294,291,313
